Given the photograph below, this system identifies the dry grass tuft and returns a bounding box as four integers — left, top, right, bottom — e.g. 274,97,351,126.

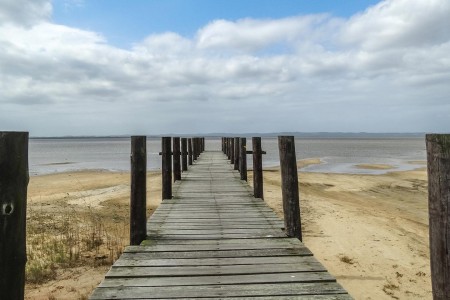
339,255,355,265
26,202,128,284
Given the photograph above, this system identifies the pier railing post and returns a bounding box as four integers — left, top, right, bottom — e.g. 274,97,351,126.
226,137,228,156
130,136,147,245
222,137,225,153
426,134,450,299
234,137,240,170
161,137,172,199
173,137,181,181
252,137,264,199
181,138,188,172
193,138,198,161
239,137,247,181
230,138,234,164
0,132,28,300
278,136,302,241
198,138,203,155
188,138,193,165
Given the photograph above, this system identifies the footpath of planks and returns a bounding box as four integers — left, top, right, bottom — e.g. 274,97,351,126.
90,151,351,299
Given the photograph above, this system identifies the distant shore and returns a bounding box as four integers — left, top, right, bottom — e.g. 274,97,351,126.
25,161,431,299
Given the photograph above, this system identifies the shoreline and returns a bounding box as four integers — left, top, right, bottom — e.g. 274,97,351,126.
26,162,431,299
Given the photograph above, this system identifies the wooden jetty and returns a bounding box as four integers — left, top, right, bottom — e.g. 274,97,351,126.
90,145,350,299
2,132,450,299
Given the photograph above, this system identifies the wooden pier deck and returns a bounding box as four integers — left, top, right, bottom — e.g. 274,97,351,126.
90,151,351,299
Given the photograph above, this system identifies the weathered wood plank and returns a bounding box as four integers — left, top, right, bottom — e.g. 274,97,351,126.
114,255,319,267
106,262,328,277
123,248,313,258
100,271,334,287
137,237,306,248
90,282,348,299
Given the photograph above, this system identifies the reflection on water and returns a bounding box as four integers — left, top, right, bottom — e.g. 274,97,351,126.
30,137,426,176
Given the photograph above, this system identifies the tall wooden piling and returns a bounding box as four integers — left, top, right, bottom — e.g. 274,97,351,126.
239,137,247,181
252,137,264,199
234,137,240,170
181,138,188,172
426,134,450,299
278,136,302,241
230,138,234,164
188,138,193,165
161,137,172,199
173,137,181,182
198,138,202,156
0,132,28,300
130,136,147,245
193,138,198,161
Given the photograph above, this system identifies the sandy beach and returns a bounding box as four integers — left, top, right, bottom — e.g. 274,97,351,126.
253,161,431,299
25,161,431,299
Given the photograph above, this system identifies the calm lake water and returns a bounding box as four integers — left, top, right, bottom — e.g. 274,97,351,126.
29,137,426,176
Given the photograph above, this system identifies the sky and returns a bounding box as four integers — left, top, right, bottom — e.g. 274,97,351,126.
1,0,449,136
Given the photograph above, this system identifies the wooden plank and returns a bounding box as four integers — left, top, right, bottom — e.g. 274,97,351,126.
100,272,334,287
123,248,313,258
147,229,285,235
170,296,352,300
146,234,286,240
106,262,328,277
114,255,319,267
149,225,281,230
138,238,302,246
90,282,348,299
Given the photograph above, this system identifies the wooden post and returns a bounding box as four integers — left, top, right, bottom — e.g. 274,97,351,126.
202,138,205,152
252,137,264,199
278,136,302,240
426,134,450,299
230,138,234,164
161,137,172,200
234,137,240,170
0,132,28,300
224,138,228,158
194,138,199,161
181,138,188,172
222,137,225,153
239,137,247,181
130,136,147,245
173,137,181,182
197,138,200,160
227,138,232,160
188,138,193,165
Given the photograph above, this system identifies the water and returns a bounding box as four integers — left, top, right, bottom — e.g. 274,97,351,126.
29,137,426,176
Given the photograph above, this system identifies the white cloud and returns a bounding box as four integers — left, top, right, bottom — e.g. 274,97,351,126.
340,0,450,50
0,0,449,135
196,15,334,53
0,0,51,26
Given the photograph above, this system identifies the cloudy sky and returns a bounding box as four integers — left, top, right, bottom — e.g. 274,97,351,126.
1,0,449,136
